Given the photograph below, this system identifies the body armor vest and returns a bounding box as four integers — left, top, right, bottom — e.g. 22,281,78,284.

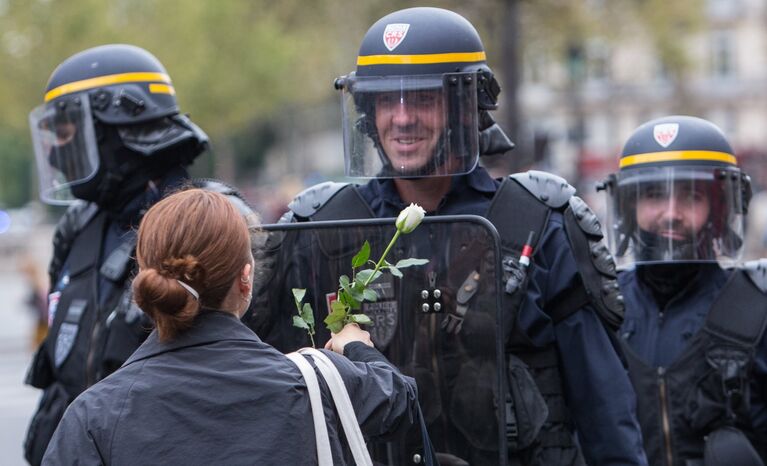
287,171,623,466
623,269,767,466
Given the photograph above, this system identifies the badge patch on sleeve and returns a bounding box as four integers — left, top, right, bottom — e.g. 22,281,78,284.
54,299,87,368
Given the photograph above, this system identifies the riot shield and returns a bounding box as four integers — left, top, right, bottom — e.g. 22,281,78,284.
250,216,507,465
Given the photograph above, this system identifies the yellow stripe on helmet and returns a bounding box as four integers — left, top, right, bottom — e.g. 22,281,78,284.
44,72,172,102
620,150,737,168
357,51,486,66
149,83,175,95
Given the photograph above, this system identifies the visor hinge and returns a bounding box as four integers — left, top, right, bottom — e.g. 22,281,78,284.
115,90,146,115
90,90,112,111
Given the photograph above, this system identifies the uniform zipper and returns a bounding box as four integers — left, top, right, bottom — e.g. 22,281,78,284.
658,366,674,466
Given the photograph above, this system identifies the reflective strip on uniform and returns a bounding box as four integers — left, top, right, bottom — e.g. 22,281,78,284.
357,51,486,66
619,150,737,168
44,72,172,102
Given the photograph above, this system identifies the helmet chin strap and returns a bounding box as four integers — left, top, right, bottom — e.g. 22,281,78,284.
478,111,514,156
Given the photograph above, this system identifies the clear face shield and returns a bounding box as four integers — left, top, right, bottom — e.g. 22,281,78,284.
29,97,100,205
604,166,745,267
339,72,479,178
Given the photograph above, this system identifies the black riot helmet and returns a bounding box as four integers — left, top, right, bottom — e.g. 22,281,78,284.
601,115,751,267
334,7,513,178
29,44,209,206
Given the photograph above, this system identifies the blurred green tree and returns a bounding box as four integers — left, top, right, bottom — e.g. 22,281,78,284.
0,0,705,207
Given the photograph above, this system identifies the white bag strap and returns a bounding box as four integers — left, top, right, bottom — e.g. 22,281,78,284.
286,352,334,466
299,348,374,466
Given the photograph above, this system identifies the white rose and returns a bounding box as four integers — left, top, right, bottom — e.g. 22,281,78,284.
395,203,426,234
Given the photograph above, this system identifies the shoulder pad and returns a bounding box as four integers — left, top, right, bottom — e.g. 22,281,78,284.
741,259,767,294
50,201,98,285
190,178,257,225
277,210,295,224
288,181,350,218
567,196,603,237
55,201,98,243
510,170,575,208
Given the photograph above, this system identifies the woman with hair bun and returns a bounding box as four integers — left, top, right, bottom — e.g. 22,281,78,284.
43,188,418,465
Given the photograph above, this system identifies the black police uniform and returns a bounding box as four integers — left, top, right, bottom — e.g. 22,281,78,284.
600,115,765,466
43,310,418,465
24,44,218,464
619,263,767,465
253,167,648,466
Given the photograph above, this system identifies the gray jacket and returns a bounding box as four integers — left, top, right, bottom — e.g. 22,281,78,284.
42,310,417,465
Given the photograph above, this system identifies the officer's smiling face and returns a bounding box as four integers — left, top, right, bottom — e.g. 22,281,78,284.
374,89,445,175
636,182,711,240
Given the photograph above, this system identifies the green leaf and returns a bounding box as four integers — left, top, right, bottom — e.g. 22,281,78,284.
356,269,383,285
292,288,306,304
351,278,365,292
340,275,351,288
348,286,364,303
339,275,354,297
301,303,315,326
351,241,371,268
292,315,310,330
324,304,347,333
330,300,348,315
389,266,403,278
338,289,361,308
327,321,344,334
349,313,372,325
395,258,430,268
348,296,362,310
362,288,378,302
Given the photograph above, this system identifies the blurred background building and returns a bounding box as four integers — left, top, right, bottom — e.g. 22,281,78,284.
2,0,767,463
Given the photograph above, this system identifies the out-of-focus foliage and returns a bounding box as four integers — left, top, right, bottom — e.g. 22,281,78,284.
0,0,704,207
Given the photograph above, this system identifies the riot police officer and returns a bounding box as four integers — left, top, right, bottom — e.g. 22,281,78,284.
23,44,253,464
601,115,767,465
250,7,647,466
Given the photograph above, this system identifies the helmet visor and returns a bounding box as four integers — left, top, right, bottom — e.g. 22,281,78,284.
604,165,745,267
340,72,479,178
29,98,99,205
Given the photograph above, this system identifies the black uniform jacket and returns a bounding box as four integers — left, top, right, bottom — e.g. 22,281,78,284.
42,310,417,465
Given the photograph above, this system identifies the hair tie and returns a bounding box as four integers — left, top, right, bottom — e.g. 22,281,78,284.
177,279,199,300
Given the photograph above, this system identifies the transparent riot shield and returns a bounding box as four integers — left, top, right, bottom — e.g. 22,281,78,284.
250,216,507,465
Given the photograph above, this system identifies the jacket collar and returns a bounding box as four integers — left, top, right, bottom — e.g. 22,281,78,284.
368,167,498,212
125,309,260,365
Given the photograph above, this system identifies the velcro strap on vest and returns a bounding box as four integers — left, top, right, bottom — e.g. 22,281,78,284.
705,270,767,345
